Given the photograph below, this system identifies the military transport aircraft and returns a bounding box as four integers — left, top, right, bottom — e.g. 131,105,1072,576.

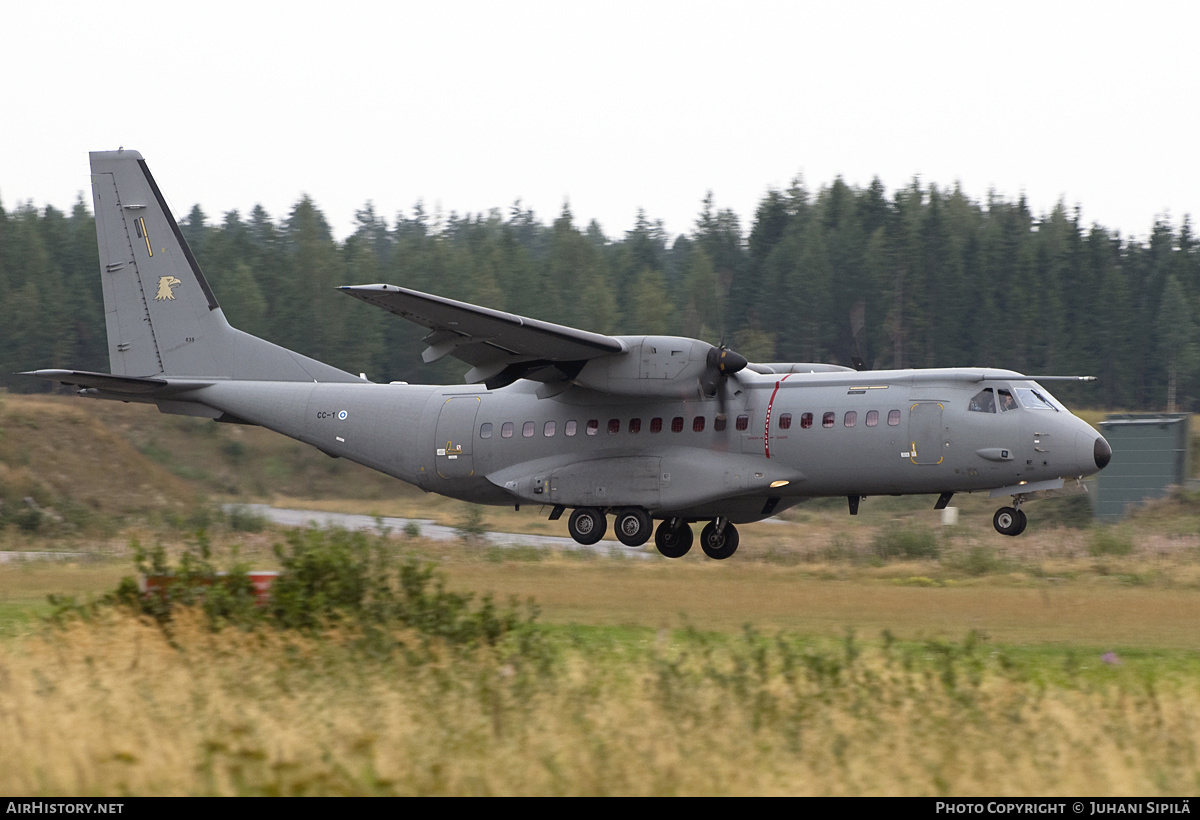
26,150,1112,559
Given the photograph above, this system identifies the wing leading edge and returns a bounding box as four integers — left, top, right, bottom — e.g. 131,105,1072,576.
339,284,626,388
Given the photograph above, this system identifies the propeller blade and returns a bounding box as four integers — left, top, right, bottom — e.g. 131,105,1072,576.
707,345,747,377
703,345,747,418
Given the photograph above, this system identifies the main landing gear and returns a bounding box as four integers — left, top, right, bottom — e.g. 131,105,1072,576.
655,517,739,559
699,518,739,559
561,507,740,560
654,518,693,558
614,507,653,547
567,507,606,545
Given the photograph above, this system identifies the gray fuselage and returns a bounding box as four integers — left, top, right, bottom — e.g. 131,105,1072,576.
186,366,1102,524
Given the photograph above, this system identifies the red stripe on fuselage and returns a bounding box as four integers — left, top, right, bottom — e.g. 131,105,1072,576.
763,374,791,458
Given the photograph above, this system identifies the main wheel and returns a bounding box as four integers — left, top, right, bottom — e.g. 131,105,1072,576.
615,507,653,547
568,507,606,545
699,519,740,559
654,519,693,558
993,506,1026,536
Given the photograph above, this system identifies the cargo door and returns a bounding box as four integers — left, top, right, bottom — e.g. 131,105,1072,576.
434,396,481,478
908,401,946,465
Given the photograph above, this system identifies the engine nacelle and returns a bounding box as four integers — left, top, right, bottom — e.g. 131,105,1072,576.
571,336,715,399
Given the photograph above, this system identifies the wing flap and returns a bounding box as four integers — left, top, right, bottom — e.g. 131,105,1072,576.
339,284,625,384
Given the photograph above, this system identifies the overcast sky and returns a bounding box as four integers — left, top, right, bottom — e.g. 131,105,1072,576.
3,1,1197,243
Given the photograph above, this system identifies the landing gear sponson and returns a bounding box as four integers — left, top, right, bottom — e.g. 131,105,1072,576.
558,507,739,560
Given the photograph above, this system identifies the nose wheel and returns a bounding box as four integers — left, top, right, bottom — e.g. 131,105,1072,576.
993,506,1027,536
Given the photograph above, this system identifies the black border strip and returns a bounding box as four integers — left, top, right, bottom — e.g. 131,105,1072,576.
137,159,220,312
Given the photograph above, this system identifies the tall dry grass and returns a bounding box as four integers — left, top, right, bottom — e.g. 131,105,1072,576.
2,611,1197,796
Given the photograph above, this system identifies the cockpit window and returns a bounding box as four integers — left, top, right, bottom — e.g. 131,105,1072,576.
969,388,995,413
1015,387,1057,410
998,389,1016,412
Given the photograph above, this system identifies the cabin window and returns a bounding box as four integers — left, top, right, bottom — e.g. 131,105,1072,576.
714,416,727,431
544,420,556,437
693,417,706,433
888,409,901,426
999,388,1021,411
565,420,578,436
522,421,535,438
801,412,813,429
865,410,879,427
969,388,996,413
844,411,857,428
629,418,642,434
501,422,514,438
822,412,835,428
777,413,790,430
672,416,684,433
586,419,599,436
480,422,493,439
608,419,620,435
650,417,663,433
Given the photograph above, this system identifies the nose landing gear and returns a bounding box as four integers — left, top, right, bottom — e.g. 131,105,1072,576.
993,505,1027,536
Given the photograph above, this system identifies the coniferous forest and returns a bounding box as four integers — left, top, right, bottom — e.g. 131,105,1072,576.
2,177,1197,411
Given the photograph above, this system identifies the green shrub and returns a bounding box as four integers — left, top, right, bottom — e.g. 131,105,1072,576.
226,505,267,532
101,526,535,651
871,527,941,560
1088,526,1134,556
1035,494,1093,529
12,505,43,533
455,505,488,543
112,533,259,630
823,532,862,563
942,545,1011,576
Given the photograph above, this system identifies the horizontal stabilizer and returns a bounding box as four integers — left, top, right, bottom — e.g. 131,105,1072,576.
22,369,208,397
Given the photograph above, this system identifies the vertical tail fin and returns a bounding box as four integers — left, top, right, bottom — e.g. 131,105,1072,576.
90,150,357,382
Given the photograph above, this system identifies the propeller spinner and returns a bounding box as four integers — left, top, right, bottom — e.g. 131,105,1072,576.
701,344,748,414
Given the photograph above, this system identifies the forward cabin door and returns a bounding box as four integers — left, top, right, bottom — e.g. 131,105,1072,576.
435,396,481,478
908,401,946,465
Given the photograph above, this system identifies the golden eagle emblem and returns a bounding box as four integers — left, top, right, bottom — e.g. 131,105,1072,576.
155,276,183,301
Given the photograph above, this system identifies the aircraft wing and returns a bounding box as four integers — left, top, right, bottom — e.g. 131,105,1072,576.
340,284,626,387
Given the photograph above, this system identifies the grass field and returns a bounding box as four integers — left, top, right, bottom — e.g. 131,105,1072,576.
2,525,1198,796
2,393,1199,795
2,579,1197,796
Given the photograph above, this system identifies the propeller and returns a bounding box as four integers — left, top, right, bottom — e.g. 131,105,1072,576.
701,343,748,417
849,300,869,371
699,267,747,416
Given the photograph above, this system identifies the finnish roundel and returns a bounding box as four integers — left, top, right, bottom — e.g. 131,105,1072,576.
338,410,348,420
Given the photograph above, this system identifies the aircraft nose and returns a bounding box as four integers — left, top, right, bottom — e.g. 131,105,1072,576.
1074,429,1111,475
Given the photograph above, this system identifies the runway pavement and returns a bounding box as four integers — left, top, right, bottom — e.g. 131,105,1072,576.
227,504,656,559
